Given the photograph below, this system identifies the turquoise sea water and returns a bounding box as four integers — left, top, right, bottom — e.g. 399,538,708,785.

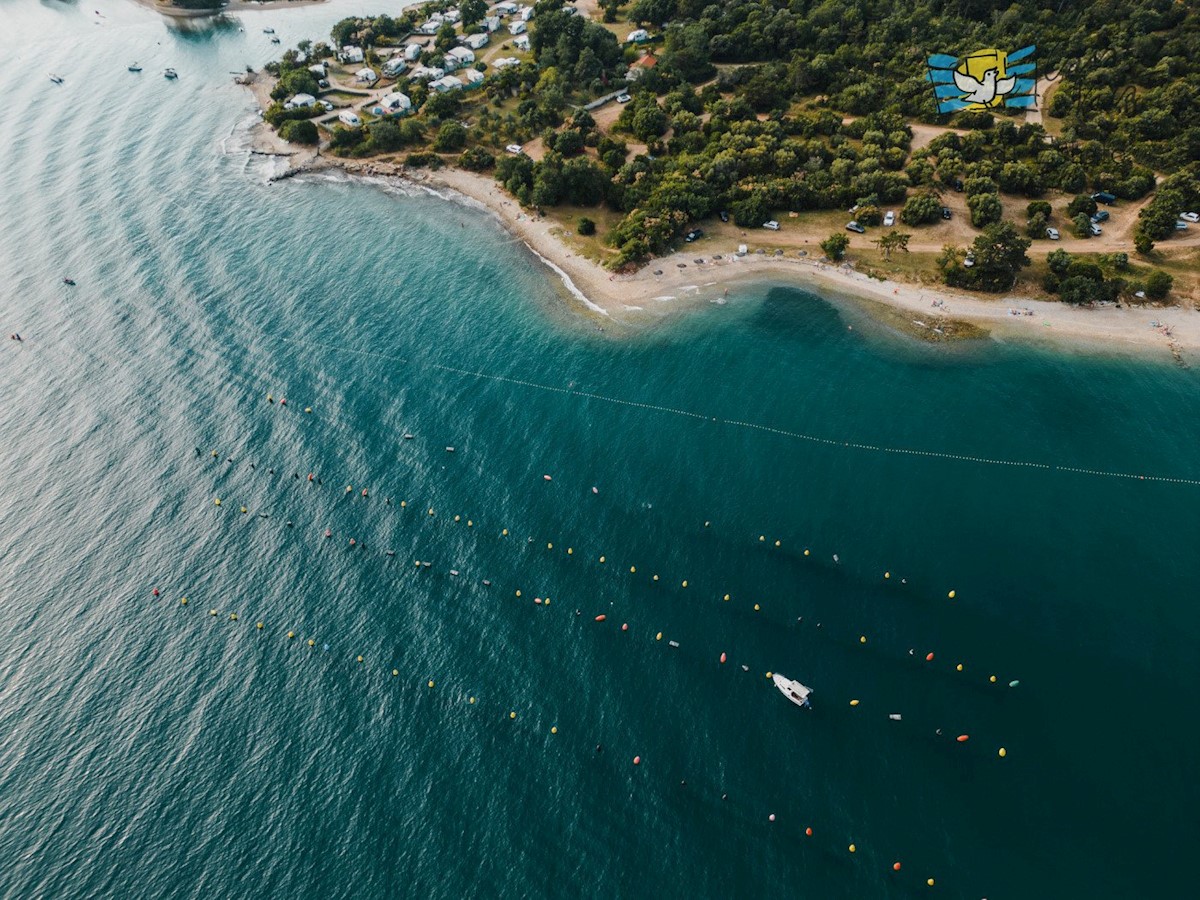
2,3,1199,897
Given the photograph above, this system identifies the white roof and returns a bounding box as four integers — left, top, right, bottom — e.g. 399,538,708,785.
409,66,445,81
356,68,377,80
464,68,485,83
378,91,411,110
431,75,464,91
289,93,316,106
447,47,474,61
492,57,520,69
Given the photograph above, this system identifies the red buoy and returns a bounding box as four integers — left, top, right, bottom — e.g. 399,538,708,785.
925,652,935,661
893,862,902,871
594,614,607,622
719,652,727,664
956,734,969,742
152,588,159,597
632,755,641,765
805,827,813,837
621,622,628,631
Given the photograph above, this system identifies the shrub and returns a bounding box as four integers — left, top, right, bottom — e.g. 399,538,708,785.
900,193,941,226
821,232,850,261
279,118,319,144
458,146,496,171
577,217,596,236
1145,270,1173,299
431,121,468,152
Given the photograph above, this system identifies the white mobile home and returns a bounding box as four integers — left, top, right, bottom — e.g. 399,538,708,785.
338,110,362,127
373,92,412,116
463,68,485,88
483,16,501,32
508,20,526,35
513,34,530,51
409,65,446,82
355,67,378,85
339,45,364,63
382,57,407,77
462,32,490,51
430,75,464,93
403,43,423,62
447,46,475,66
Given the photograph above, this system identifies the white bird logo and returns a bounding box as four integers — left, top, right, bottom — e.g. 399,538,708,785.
953,67,1016,106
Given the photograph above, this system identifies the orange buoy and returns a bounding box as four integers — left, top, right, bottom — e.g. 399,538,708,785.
594,614,607,622
925,652,934,661
632,755,641,765
719,652,727,664
621,623,628,631
804,827,813,837
893,862,902,872
956,734,969,742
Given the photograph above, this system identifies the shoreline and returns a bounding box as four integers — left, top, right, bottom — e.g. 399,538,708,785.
132,0,328,17
243,102,1195,361
290,156,1197,360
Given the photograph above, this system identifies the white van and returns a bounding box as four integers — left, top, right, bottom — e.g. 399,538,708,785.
338,110,362,127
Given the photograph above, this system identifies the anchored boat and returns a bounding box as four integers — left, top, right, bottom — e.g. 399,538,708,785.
772,673,813,709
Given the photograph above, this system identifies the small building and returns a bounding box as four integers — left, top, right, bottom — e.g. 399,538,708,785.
463,68,485,88
338,110,362,127
355,67,378,85
626,29,650,44
508,20,526,35
419,16,444,35
403,43,423,62
373,92,412,116
494,2,518,14
443,8,460,23
307,63,327,78
447,46,475,66
518,5,534,21
461,32,490,51
483,15,501,32
284,92,318,109
409,65,446,82
492,56,521,69
513,34,530,52
339,45,364,64
383,58,407,77
430,75,464,93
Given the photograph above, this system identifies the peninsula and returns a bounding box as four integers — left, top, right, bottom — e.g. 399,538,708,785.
247,0,1200,354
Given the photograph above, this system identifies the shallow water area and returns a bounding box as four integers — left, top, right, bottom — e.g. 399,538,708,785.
1,3,1199,899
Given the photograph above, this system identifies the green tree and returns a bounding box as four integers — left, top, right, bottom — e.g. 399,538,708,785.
821,232,850,261
730,195,769,227
900,193,941,226
578,217,596,236
1026,211,1048,239
873,231,911,260
460,0,487,28
967,193,1003,228
1145,270,1174,299
968,221,1031,292
432,121,468,152
1067,195,1098,218
855,205,882,226
1026,200,1052,220
459,147,496,171
1072,213,1093,238
279,119,318,144
1047,249,1073,276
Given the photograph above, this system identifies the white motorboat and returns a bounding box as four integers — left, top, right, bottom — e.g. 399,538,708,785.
772,673,813,709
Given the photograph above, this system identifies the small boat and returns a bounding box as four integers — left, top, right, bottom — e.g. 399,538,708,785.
263,27,275,34
403,433,413,440
163,68,178,80
49,73,64,84
128,63,142,72
62,277,76,286
772,672,813,709
270,36,281,44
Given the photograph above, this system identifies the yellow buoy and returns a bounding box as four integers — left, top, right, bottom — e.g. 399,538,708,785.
230,613,238,621
655,632,662,641
859,635,867,643
287,631,295,639
211,450,218,457
803,549,810,556
181,598,188,605
428,508,435,516
849,844,856,853
956,663,964,672
630,566,636,573
213,498,221,506
502,528,508,536
948,590,956,599
256,622,263,630
305,407,312,414
681,580,688,588
723,593,730,601
567,548,573,555
509,711,516,720
765,671,772,679
990,675,997,683
927,878,935,886
547,542,553,550
357,655,363,663
551,726,558,734
454,515,461,522
850,699,860,706
754,603,761,611
400,501,407,508
652,574,658,581
428,680,434,688
307,639,315,647
599,555,605,563
515,590,522,597
884,572,891,579
240,506,247,514
774,540,781,547
392,669,399,677
209,609,217,616
469,696,476,704
999,747,1007,758
467,520,473,527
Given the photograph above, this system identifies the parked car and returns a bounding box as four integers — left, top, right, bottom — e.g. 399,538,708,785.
1091,191,1117,204
1091,210,1110,223
883,210,895,227
719,210,729,223
846,221,865,233
762,220,780,231
941,207,952,220
319,99,334,110
685,229,703,242
505,144,524,154
318,78,329,88
1181,212,1200,223
1089,222,1102,236
1175,220,1189,230
1046,227,1060,240
615,92,631,103
963,252,975,268
952,178,965,192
